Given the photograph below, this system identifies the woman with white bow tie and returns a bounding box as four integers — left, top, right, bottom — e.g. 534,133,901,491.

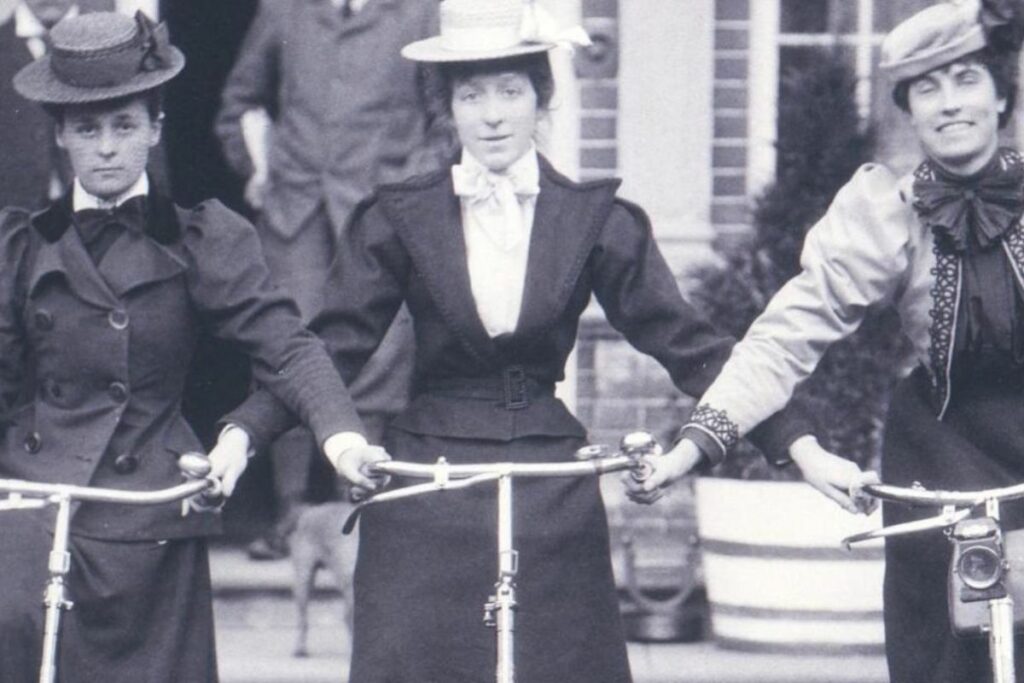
224,1,817,680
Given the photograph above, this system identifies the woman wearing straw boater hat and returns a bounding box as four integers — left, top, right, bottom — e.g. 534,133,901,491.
0,10,376,682
221,1,817,680
636,0,1024,679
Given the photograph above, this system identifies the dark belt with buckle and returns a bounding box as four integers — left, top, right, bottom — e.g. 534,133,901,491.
421,366,554,410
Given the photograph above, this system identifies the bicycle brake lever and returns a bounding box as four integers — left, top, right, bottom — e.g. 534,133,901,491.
340,472,504,535
842,506,973,549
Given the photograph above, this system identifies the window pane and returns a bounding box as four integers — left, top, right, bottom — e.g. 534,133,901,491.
874,0,932,33
781,0,829,33
781,0,859,35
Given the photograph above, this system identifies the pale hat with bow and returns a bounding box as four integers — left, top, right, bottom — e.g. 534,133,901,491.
401,0,590,63
13,10,184,104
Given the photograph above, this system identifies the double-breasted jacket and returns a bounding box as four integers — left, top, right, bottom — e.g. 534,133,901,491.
0,194,360,540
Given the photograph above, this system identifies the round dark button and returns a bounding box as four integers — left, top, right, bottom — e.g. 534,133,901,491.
108,381,128,403
113,453,139,475
34,310,54,331
23,432,41,454
45,380,62,400
108,309,129,330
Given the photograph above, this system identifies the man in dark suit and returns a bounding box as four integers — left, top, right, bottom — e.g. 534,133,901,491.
216,0,440,559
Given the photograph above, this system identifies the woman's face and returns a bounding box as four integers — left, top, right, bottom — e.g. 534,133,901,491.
451,70,539,173
907,59,1006,175
56,97,161,201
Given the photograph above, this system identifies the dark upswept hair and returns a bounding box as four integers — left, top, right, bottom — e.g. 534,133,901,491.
423,51,556,120
44,87,164,125
891,46,1019,128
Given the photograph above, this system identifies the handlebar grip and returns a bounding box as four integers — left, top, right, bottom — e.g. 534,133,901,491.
177,452,212,479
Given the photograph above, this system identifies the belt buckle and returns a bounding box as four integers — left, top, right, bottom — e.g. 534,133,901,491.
503,366,529,410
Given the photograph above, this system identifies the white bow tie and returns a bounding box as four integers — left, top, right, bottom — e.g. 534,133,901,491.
451,164,539,207
452,163,538,250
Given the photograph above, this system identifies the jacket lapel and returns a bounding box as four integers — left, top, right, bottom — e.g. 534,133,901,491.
96,195,187,297
513,158,620,340
28,198,117,309
28,192,187,305
380,172,499,364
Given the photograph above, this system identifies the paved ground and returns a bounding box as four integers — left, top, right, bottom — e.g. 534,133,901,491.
211,547,890,683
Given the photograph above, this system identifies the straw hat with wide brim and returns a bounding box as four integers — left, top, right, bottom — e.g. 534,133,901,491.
13,10,184,105
401,0,589,63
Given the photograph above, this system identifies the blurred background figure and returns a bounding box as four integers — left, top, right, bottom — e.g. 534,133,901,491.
215,0,441,560
0,0,88,210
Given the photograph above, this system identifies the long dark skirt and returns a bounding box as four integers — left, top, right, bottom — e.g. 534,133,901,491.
881,368,1024,683
348,431,632,683
0,510,217,683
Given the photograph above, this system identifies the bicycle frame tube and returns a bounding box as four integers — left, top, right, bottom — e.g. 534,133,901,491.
358,434,659,683
39,495,72,683
0,465,216,683
986,499,1016,683
847,485,1019,682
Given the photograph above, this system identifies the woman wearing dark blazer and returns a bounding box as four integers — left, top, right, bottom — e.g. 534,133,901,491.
226,1,821,681
0,11,374,682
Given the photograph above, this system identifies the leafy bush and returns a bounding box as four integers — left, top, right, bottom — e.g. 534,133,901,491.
691,49,908,480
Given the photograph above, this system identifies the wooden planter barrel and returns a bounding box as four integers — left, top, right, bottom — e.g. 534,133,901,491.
695,477,885,655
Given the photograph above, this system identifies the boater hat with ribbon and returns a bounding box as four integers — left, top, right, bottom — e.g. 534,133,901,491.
880,0,1024,83
13,10,184,104
401,0,590,63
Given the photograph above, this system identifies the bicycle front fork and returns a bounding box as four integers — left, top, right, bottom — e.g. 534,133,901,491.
990,596,1016,683
39,496,74,683
483,474,518,683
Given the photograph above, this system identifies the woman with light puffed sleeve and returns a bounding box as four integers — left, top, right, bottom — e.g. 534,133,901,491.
636,2,1024,680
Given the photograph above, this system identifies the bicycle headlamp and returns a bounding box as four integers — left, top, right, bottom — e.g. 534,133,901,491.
951,517,1005,592
957,544,1004,590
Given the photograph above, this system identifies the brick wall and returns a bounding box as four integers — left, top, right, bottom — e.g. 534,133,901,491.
711,0,752,242
578,0,619,181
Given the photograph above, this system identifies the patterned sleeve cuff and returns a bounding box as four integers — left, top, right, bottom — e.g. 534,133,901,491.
687,404,739,458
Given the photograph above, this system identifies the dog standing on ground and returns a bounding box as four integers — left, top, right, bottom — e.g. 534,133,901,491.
289,500,359,657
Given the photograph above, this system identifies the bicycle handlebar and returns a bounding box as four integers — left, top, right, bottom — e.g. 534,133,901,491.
368,454,638,480
0,452,221,510
0,477,214,506
842,480,1024,548
860,482,1024,507
340,432,661,535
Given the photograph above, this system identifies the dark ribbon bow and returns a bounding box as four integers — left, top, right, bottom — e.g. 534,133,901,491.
135,11,173,73
979,0,1024,52
913,155,1024,253
73,195,148,262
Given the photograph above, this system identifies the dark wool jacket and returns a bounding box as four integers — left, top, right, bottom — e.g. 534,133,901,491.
0,194,361,540
229,157,812,461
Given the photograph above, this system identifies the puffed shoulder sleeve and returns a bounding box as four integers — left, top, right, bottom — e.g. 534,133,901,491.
590,197,816,464
686,163,911,459
0,210,31,414
181,200,363,446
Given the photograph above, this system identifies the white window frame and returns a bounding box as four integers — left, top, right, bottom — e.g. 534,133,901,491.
747,0,882,195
